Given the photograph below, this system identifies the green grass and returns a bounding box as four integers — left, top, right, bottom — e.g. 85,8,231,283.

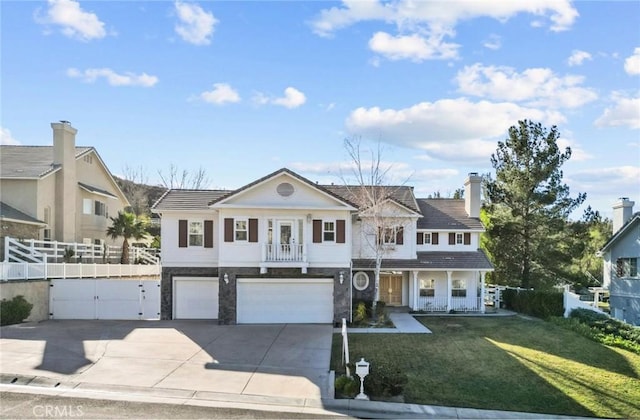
331,317,640,418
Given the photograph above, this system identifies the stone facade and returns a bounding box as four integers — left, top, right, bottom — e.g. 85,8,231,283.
351,270,376,303
0,221,41,261
0,279,50,321
160,266,219,320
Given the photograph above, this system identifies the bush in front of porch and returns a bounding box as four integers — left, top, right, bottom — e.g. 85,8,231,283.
351,300,393,328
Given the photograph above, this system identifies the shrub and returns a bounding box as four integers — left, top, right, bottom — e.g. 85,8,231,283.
334,374,358,398
353,301,368,324
0,295,33,326
363,360,408,397
502,289,563,319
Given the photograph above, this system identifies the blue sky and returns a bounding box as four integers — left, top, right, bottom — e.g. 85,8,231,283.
1,0,639,217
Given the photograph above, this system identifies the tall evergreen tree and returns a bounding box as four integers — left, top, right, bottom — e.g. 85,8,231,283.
483,120,586,289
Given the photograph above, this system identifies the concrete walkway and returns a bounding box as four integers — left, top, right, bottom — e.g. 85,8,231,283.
333,312,432,334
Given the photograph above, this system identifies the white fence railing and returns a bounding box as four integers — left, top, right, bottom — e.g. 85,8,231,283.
262,243,306,262
1,262,160,281
563,288,605,318
416,297,483,312
341,318,351,377
4,237,160,265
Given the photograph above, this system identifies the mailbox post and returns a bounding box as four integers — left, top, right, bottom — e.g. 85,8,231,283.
355,358,370,400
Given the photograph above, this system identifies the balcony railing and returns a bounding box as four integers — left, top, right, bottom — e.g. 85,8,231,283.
262,243,306,262
417,296,483,312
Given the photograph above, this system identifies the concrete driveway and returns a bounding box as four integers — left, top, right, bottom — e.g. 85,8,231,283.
0,320,333,400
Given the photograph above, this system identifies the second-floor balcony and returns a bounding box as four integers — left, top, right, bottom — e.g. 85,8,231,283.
260,243,308,273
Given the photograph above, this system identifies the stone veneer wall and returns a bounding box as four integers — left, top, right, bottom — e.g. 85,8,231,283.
160,266,219,320
351,270,376,303
0,222,41,261
217,266,351,325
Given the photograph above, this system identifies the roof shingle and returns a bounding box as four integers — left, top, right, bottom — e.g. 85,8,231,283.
152,189,229,211
0,146,92,178
416,199,484,230
352,250,493,270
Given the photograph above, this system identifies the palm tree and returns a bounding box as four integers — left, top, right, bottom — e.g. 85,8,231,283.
107,211,147,264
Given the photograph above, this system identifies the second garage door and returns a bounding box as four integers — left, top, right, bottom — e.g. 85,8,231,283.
237,278,333,324
174,277,219,319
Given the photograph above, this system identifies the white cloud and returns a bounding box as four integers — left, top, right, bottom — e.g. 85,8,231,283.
0,127,20,145
174,1,217,45
624,47,640,75
455,63,598,108
567,50,592,66
483,34,501,50
310,0,578,62
254,87,307,109
345,98,566,162
67,67,158,87
556,138,592,161
198,83,240,105
595,93,640,129
368,31,458,61
568,166,640,195
36,0,107,41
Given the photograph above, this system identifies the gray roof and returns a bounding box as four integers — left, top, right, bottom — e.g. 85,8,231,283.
601,212,640,252
152,189,229,211
352,250,493,270
0,201,45,225
78,182,117,199
416,199,484,230
322,185,420,213
0,145,92,178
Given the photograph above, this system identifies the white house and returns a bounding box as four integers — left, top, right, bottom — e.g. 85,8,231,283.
151,168,493,324
601,198,640,325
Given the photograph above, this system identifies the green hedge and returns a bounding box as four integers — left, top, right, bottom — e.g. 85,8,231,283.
0,295,33,326
502,289,563,319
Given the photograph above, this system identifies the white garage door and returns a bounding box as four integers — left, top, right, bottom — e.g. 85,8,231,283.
174,277,219,319
237,278,333,324
49,279,160,320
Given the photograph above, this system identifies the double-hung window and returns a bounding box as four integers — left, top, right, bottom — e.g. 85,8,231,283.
189,221,203,246
323,221,335,242
235,219,248,241
456,233,463,244
451,279,466,297
382,227,396,245
616,258,638,277
419,278,435,297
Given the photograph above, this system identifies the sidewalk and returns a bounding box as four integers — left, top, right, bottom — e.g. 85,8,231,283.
333,313,432,334
0,374,590,419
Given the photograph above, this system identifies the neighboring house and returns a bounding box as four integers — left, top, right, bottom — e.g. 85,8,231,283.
0,121,130,258
601,198,640,325
152,168,493,324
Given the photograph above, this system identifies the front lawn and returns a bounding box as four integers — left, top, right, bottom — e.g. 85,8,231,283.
331,317,640,418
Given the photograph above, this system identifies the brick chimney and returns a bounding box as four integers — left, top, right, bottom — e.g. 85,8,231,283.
51,121,78,242
464,172,482,218
612,197,634,233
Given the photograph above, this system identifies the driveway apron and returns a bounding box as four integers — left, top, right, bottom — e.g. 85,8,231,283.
0,321,333,400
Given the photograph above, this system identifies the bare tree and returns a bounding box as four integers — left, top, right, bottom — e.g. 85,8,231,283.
157,164,212,190
120,165,151,216
342,138,414,312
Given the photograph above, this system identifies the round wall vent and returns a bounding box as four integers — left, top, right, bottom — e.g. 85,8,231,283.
276,182,295,197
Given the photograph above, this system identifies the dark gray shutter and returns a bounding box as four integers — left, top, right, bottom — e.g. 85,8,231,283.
224,218,234,242
178,220,188,248
464,232,471,245
417,232,424,245
449,233,455,245
249,218,258,243
432,232,439,245
204,220,214,248
313,219,322,243
396,227,404,245
336,220,346,243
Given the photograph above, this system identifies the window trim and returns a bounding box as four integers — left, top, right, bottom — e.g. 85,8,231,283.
424,233,432,244
616,257,638,278
83,198,92,215
381,227,397,245
451,279,467,297
353,271,370,291
419,278,435,297
188,220,204,247
235,218,248,242
323,220,336,242
456,233,463,244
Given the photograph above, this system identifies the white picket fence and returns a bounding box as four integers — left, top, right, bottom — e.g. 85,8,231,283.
563,287,605,318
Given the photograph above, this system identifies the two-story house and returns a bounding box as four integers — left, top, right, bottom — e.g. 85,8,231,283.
0,121,130,258
152,168,493,324
601,198,639,325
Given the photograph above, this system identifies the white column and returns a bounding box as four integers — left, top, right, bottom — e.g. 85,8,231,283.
480,271,486,314
411,271,420,311
446,271,452,312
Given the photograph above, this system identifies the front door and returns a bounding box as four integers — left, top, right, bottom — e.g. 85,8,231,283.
275,220,295,260
380,274,403,306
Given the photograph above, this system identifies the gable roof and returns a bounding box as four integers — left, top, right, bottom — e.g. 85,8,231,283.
152,189,229,212
209,168,357,208
416,199,484,230
0,201,46,225
322,185,420,214
0,145,92,179
601,212,640,252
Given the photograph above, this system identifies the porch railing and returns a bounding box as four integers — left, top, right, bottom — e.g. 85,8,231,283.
1,262,160,281
417,296,483,312
262,243,306,262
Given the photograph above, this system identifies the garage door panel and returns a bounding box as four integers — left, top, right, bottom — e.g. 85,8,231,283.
174,278,219,320
50,280,96,319
237,279,333,324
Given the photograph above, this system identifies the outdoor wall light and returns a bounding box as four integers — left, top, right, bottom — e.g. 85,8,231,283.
339,272,344,284
223,273,229,284
306,213,312,223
